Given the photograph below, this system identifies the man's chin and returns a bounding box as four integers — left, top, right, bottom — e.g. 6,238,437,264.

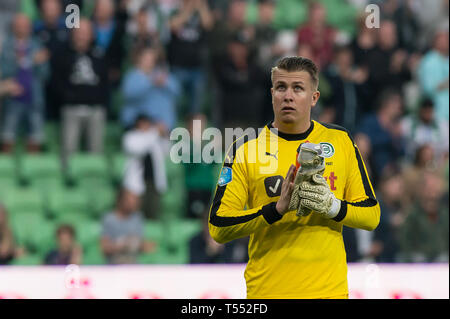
280,115,297,124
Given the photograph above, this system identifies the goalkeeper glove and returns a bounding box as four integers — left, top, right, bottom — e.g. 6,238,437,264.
298,174,341,219
288,142,325,216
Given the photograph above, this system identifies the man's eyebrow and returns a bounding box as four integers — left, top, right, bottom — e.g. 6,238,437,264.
274,80,305,85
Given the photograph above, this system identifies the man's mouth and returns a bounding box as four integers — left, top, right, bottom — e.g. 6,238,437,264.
281,106,296,111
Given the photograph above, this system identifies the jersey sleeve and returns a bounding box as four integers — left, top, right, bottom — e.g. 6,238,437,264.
209,137,283,244
332,133,381,231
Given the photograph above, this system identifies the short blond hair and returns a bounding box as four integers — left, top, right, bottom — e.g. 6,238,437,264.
271,56,319,89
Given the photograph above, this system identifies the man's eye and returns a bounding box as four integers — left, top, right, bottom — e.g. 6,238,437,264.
277,86,286,91
294,86,303,91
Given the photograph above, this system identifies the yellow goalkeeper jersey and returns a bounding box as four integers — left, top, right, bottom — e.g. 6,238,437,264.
209,120,380,299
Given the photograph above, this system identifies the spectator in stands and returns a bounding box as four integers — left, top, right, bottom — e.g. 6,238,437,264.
54,18,108,164
183,113,219,218
0,204,22,265
412,0,449,51
189,212,248,264
380,0,420,52
400,98,449,162
355,89,406,187
0,14,49,153
122,114,168,219
254,0,280,123
398,170,449,263
44,224,83,265
0,0,20,48
254,0,278,71
214,34,264,130
120,45,180,132
417,28,449,122
401,143,448,209
127,6,162,53
350,13,377,76
296,2,336,70
34,0,68,56
322,45,369,133
167,0,214,116
34,0,69,121
209,0,255,74
100,188,156,264
369,168,404,262
92,0,128,86
365,20,413,111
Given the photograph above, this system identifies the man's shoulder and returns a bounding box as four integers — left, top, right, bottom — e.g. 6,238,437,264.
314,121,356,148
315,121,353,139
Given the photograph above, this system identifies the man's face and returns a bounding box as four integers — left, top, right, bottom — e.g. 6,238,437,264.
271,69,320,125
58,232,74,252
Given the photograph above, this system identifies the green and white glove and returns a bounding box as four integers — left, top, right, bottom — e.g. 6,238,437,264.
298,174,341,219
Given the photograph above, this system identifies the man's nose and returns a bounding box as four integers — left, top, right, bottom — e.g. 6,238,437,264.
283,88,294,102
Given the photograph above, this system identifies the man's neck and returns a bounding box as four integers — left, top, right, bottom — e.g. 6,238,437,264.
272,119,311,135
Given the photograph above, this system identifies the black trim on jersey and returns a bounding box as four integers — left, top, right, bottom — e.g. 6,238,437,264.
333,201,347,222
318,121,377,201
262,202,283,224
267,121,314,141
209,134,264,227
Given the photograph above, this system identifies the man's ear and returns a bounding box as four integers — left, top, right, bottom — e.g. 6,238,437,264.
311,90,320,108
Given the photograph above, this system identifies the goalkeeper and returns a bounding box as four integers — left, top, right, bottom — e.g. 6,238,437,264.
209,56,380,299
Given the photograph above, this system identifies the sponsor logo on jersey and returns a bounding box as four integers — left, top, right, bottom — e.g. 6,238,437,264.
320,142,335,158
264,175,284,197
218,167,232,186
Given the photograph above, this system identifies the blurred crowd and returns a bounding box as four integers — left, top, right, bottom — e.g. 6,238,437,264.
0,0,448,266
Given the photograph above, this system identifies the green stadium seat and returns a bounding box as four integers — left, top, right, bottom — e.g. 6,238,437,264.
164,219,202,264
67,153,111,188
3,187,45,215
20,154,64,189
10,212,54,255
0,155,18,189
105,122,124,155
86,185,116,219
47,186,90,219
10,254,42,266
138,248,172,264
76,220,101,250
111,153,127,184
43,122,60,153
83,243,105,265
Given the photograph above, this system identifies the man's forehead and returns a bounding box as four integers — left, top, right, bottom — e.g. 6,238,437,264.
272,69,312,83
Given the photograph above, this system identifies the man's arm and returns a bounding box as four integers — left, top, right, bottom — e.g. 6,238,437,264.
337,134,380,231
209,137,290,244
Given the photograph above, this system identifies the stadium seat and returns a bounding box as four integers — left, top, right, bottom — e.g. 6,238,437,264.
43,122,60,153
3,187,45,215
111,152,127,185
66,153,111,189
86,185,116,219
105,122,124,155
76,220,101,251
83,243,105,265
10,254,42,266
10,212,54,255
165,219,203,264
19,153,64,189
0,155,18,191
47,186,90,219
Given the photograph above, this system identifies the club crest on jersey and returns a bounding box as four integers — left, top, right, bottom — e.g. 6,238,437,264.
319,142,335,158
218,167,232,186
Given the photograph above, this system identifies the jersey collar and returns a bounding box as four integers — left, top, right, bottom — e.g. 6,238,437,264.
267,120,314,141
